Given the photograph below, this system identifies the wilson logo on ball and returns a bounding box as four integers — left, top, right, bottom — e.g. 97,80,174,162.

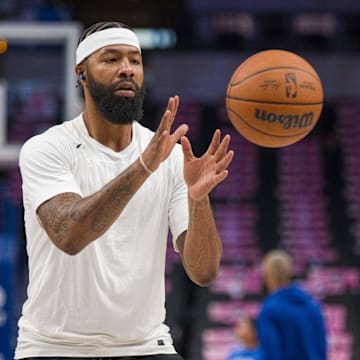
255,108,314,130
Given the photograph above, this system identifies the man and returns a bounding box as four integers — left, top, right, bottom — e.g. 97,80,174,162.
257,250,327,360
14,22,234,360
227,315,263,360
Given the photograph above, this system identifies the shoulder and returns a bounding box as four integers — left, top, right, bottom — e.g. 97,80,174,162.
19,117,80,166
259,292,283,315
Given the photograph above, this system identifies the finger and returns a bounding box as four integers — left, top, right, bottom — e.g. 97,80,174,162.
181,136,195,162
207,170,230,193
216,150,234,173
215,134,231,162
157,97,174,134
171,124,189,144
207,129,221,155
214,170,229,184
155,130,170,152
173,95,180,117
168,95,180,128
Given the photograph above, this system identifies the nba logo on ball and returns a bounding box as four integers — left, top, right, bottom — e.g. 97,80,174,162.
285,73,297,98
226,49,324,148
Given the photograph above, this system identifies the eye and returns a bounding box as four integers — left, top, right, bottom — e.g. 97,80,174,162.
104,57,117,63
130,58,141,65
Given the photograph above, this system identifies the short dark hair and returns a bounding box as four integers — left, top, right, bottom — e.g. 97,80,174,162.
78,21,133,45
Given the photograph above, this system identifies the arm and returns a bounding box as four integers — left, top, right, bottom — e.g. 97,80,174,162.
37,96,188,255
176,196,222,287
38,159,151,255
176,130,234,286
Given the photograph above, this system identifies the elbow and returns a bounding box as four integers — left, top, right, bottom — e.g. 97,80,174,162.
190,267,220,287
45,225,95,256
61,244,82,256
51,235,85,256
59,240,83,255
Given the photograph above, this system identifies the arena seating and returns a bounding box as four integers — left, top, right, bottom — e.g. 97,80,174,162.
163,100,360,360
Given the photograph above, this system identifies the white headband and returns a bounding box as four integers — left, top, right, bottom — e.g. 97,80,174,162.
76,28,141,65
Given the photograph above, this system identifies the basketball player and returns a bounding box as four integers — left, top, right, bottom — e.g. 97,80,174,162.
14,22,234,360
257,250,327,360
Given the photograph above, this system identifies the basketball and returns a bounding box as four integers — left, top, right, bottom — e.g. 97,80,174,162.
226,49,323,148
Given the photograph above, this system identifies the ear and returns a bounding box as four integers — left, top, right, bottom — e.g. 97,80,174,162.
75,66,85,80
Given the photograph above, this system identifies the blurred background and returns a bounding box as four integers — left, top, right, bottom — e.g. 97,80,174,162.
0,0,360,359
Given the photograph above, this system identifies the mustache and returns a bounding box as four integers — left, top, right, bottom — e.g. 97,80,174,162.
111,78,140,92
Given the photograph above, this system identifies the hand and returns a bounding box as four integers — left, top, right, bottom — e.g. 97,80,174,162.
142,95,188,172
181,129,234,200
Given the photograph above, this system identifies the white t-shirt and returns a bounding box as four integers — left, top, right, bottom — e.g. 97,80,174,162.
15,114,189,358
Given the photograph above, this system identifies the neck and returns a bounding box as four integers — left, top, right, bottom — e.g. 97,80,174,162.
83,107,133,152
269,280,290,293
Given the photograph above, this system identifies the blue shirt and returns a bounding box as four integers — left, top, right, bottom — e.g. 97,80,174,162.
228,346,263,360
257,284,327,360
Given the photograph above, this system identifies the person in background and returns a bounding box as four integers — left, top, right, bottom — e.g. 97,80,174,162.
257,250,327,360
227,315,263,360
14,21,234,360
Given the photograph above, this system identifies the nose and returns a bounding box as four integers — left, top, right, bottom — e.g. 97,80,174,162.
118,58,134,77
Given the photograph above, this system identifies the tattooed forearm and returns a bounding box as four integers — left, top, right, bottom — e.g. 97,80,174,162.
90,183,133,233
37,158,151,254
70,199,88,223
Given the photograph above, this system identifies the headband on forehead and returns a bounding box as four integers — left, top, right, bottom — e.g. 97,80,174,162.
76,27,141,65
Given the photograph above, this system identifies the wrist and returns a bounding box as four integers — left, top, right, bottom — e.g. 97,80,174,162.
188,193,209,206
139,154,153,175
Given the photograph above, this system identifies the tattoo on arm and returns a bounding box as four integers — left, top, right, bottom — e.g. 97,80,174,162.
37,159,150,252
90,173,133,232
38,193,81,238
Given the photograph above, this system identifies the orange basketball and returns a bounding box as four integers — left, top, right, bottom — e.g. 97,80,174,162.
226,49,323,148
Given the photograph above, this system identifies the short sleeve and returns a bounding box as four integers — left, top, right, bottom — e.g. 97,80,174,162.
19,134,83,213
168,145,189,252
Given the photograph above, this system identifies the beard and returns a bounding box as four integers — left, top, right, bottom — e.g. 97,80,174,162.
86,71,145,125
